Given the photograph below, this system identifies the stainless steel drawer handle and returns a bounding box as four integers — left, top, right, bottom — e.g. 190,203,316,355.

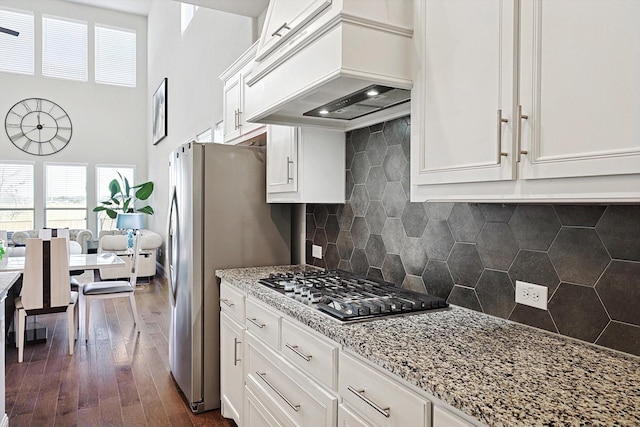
271,22,290,37
256,371,300,412
496,109,508,164
285,343,312,362
233,337,241,366
286,156,294,182
220,299,234,308
247,317,266,328
348,386,390,418
517,105,529,162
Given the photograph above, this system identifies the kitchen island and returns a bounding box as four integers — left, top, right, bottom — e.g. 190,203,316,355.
217,265,639,427
0,271,22,427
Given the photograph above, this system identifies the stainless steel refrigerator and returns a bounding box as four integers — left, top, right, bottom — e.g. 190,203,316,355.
167,142,291,413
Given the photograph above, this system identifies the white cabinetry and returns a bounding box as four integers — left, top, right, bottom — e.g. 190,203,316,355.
267,125,345,203
220,283,246,426
411,0,640,202
220,42,265,144
433,406,475,427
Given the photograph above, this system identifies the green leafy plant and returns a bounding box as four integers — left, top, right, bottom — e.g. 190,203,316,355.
93,172,154,219
0,240,5,261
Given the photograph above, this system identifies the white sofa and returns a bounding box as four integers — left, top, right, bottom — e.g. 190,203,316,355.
10,229,92,256
98,229,162,280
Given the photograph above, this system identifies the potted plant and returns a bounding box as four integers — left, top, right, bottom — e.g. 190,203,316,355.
94,172,154,218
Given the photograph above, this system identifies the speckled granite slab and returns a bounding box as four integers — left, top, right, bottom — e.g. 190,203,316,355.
217,266,640,427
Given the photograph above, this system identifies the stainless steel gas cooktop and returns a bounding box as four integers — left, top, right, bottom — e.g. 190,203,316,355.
258,270,448,322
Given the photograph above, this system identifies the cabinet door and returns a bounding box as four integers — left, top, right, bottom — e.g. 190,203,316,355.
240,65,263,136
220,312,244,425
256,0,332,61
519,0,640,180
413,0,516,185
266,125,298,194
223,73,242,142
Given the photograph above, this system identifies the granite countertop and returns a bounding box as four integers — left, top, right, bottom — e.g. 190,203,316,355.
0,271,20,299
217,265,640,427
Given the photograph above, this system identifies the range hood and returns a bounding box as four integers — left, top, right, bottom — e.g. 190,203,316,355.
245,0,413,131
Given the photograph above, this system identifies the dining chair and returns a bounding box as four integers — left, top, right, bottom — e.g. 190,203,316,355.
83,230,141,342
39,228,82,291
15,237,79,363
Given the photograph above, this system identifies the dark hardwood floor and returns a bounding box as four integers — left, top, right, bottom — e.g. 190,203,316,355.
5,272,236,427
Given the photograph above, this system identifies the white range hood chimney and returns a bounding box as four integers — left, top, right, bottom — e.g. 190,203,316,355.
245,0,413,131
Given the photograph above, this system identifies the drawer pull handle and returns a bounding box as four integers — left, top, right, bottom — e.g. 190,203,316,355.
285,343,312,362
220,299,234,308
517,104,529,162
348,386,390,418
247,317,266,328
496,109,509,164
271,22,290,38
256,371,300,412
233,338,241,366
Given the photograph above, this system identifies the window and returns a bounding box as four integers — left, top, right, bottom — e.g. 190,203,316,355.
96,165,134,233
95,24,136,87
42,15,87,81
181,3,199,34
0,163,34,232
0,7,34,75
45,164,87,229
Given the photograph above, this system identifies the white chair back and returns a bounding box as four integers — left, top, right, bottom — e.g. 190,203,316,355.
39,228,71,261
22,237,71,311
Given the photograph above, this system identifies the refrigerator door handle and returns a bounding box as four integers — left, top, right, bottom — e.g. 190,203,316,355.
167,185,180,307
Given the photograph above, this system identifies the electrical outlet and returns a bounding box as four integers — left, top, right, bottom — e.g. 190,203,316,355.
515,280,548,310
312,244,322,259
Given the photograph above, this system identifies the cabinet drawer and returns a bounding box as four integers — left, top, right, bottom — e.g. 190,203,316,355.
246,334,337,427
338,403,373,427
433,406,475,427
246,298,281,349
339,351,430,427
245,384,292,427
220,281,245,324
281,317,338,390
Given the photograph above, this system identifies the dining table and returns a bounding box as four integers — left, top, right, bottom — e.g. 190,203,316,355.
0,252,125,273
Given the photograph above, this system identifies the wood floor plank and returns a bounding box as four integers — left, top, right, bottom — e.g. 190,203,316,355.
76,406,100,427
99,395,124,426
121,403,147,427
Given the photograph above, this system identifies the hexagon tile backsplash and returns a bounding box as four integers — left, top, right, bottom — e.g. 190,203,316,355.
306,115,640,357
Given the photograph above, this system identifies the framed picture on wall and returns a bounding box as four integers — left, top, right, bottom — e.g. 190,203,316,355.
152,78,167,145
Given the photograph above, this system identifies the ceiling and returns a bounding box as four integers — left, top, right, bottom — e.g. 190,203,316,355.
60,0,269,18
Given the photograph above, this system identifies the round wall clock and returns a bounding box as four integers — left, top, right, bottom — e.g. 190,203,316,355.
4,98,72,156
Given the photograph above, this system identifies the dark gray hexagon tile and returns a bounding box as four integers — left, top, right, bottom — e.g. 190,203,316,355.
447,285,482,312
382,145,407,182
448,203,485,243
326,205,339,214
381,218,406,255
325,214,339,244
508,251,560,298
478,204,516,223
401,162,410,198
595,260,640,326
336,230,354,260
422,220,454,261
402,275,426,293
382,182,407,218
350,248,369,277
365,166,387,201
554,205,606,227
350,216,370,249
476,222,518,271
313,205,329,227
351,126,370,152
401,125,410,159
305,240,314,265
509,304,558,333
595,321,640,357
401,203,428,238
351,185,370,217
475,270,515,319
421,260,455,300
596,205,640,262
382,116,408,146
338,259,352,271
400,238,428,276
306,213,316,240
548,283,610,343
447,243,484,287
548,228,610,286
365,201,387,235
324,243,340,270
313,257,326,269
509,205,561,251
313,228,327,248
369,123,383,132
351,152,370,185
425,202,454,220
346,170,355,200
382,254,406,286
367,267,384,281
338,204,355,231
306,204,315,214
346,140,355,169
365,234,386,268
366,132,387,166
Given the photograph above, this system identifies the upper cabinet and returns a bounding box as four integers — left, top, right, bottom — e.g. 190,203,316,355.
411,0,640,202
220,42,265,145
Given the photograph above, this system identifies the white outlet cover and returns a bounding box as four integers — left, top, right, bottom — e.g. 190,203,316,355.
312,244,322,259
515,280,548,310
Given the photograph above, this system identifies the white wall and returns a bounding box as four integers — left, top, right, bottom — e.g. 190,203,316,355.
0,0,147,236
146,1,254,256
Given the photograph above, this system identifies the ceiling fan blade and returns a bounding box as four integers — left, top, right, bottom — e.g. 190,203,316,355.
0,27,19,36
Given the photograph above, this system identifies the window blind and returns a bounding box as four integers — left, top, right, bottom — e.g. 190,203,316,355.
95,25,136,87
42,15,88,81
45,164,87,208
0,8,34,75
